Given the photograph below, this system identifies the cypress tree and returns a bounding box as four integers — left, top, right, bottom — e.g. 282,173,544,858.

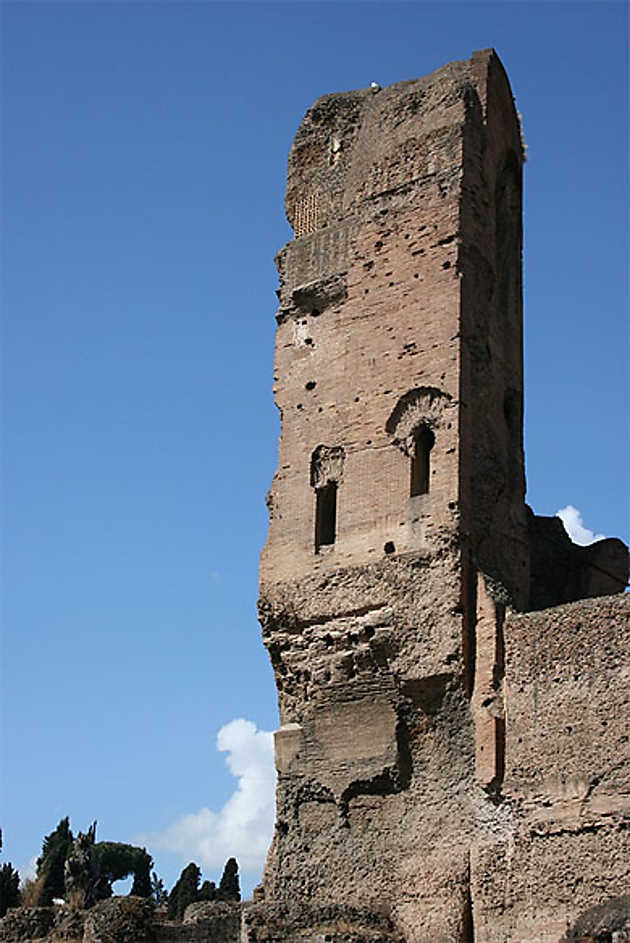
0,863,21,917
217,858,240,902
167,862,200,921
198,880,216,902
36,817,74,905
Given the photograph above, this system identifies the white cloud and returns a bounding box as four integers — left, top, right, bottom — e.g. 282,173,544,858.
18,856,38,887
144,719,276,874
556,505,606,546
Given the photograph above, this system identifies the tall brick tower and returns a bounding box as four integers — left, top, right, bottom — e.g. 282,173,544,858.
253,49,629,943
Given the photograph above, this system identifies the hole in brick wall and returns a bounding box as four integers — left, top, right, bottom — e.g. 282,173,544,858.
442,260,451,269
461,878,475,943
311,308,320,317
305,337,313,346
296,403,303,410
389,281,394,287
414,273,419,279
354,396,360,402
384,541,395,555
494,716,506,792
374,240,383,250
315,481,337,551
448,501,457,510
305,381,316,391
410,426,435,496
364,288,369,294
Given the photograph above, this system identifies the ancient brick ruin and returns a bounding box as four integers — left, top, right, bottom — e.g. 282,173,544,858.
253,49,629,943
2,47,627,943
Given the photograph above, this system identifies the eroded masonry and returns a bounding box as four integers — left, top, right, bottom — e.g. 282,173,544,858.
252,50,629,943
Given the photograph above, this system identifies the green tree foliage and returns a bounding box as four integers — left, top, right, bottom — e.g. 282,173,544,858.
0,829,21,917
64,823,99,908
150,872,168,907
36,817,74,905
167,862,200,921
218,858,240,902
92,843,153,899
165,859,240,922
198,880,216,902
0,863,21,917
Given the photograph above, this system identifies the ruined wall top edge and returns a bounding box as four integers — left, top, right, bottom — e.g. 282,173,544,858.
284,48,523,238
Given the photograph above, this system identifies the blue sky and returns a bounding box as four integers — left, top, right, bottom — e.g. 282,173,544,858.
2,0,628,899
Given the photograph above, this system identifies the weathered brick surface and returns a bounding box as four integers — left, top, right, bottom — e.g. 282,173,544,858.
256,51,628,943
256,47,629,943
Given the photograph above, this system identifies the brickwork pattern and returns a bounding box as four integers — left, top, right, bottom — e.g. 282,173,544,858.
257,49,630,943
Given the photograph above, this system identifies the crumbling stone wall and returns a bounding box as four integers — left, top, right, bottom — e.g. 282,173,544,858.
258,48,629,943
0,898,243,943
470,594,629,943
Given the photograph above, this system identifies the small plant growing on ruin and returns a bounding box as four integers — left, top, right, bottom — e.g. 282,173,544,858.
150,871,168,906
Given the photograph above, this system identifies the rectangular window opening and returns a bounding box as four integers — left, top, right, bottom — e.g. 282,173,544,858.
315,481,337,551
410,427,434,497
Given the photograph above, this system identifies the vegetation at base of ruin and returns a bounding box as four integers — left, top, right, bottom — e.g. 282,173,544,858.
92,842,152,898
150,871,168,906
218,858,241,903
36,817,74,905
0,863,21,918
17,877,40,908
17,817,156,911
167,862,201,921
166,857,240,921
0,829,22,917
1,817,241,928
199,879,217,901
